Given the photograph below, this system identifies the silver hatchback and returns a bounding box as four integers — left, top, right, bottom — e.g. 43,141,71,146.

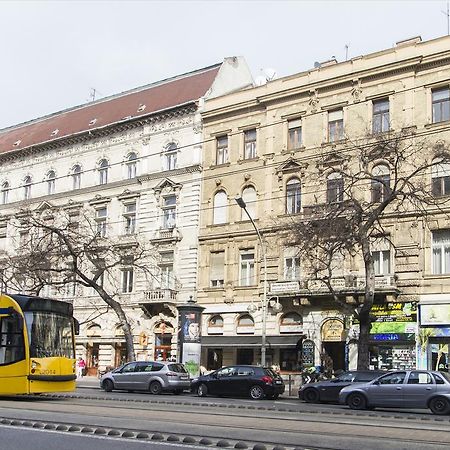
100,361,190,394
339,370,450,415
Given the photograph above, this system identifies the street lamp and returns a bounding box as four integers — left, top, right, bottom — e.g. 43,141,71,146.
235,195,268,367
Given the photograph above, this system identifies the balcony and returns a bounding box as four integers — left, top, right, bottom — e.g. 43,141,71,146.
150,228,181,243
143,289,178,303
270,275,398,297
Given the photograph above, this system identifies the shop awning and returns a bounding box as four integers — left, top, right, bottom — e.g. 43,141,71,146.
201,335,303,348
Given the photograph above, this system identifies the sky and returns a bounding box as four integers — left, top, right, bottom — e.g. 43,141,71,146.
0,0,449,130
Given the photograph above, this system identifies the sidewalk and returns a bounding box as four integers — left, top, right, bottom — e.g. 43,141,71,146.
76,376,100,389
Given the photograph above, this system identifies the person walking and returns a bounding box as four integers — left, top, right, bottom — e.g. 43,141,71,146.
76,357,86,378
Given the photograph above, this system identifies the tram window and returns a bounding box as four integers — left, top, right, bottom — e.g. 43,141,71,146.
0,315,25,365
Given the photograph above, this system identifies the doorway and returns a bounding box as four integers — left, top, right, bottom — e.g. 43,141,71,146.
236,348,254,365
323,341,345,372
207,348,223,371
86,343,99,376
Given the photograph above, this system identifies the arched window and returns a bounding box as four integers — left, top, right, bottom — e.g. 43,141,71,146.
47,170,56,195
371,165,390,203
1,181,9,205
432,158,450,197
280,312,303,333
236,314,255,334
286,178,301,214
326,172,343,203
23,176,32,200
72,164,82,190
126,152,137,179
165,143,177,171
241,186,257,220
98,159,109,185
213,190,227,224
86,324,101,337
208,315,224,335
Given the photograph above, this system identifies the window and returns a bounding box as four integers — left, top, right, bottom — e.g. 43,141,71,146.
243,129,257,159
213,190,227,224
328,109,344,142
210,251,225,287
208,315,224,335
373,250,391,275
0,313,25,365
326,172,344,203
216,136,228,165
371,165,391,202
286,178,301,214
288,118,302,149
407,371,432,384
432,230,450,274
239,250,255,286
280,313,303,333
126,153,137,179
47,170,56,195
98,159,109,185
284,256,300,280
432,87,450,123
241,186,257,220
162,195,176,229
72,165,81,190
96,207,107,237
121,268,134,293
123,202,137,234
159,252,174,289
432,159,450,197
0,223,7,239
23,176,32,200
236,314,255,334
372,99,390,134
165,143,177,171
378,372,406,385
1,182,9,205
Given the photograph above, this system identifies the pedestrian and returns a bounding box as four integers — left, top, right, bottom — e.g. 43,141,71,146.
76,357,86,378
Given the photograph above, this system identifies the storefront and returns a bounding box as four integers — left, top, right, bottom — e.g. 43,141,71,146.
367,302,417,370
321,318,346,372
418,299,450,374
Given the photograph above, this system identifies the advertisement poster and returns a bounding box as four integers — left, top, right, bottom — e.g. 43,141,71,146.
180,310,201,343
420,304,450,326
182,342,201,378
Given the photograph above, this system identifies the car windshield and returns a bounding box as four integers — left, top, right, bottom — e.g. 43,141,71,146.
337,372,355,382
168,363,187,373
440,372,450,383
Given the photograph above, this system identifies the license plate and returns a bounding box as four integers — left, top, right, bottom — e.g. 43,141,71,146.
180,376,188,380
275,380,282,384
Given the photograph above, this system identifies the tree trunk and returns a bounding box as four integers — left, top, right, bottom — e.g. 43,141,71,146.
108,301,136,362
357,236,375,370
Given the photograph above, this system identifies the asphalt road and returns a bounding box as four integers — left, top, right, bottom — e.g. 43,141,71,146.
0,384,449,450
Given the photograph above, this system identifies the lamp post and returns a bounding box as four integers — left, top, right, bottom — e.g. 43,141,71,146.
235,195,267,367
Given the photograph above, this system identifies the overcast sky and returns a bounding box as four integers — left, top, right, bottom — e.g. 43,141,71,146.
0,0,448,130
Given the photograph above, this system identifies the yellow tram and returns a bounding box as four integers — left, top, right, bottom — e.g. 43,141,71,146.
0,293,77,395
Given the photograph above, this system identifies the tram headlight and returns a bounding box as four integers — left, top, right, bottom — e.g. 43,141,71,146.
31,360,38,370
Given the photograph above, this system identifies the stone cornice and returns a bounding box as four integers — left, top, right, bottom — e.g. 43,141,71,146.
137,164,202,182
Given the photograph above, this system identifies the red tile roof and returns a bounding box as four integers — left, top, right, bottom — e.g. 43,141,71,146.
0,64,221,156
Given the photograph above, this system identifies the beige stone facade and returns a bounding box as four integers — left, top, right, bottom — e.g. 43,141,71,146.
198,36,450,375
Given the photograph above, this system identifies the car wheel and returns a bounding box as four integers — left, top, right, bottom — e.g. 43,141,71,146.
197,383,208,397
149,381,163,395
303,388,320,403
102,379,114,392
429,397,450,415
347,393,367,410
249,385,265,400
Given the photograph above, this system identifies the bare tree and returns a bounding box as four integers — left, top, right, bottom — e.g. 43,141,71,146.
288,130,449,370
0,204,159,362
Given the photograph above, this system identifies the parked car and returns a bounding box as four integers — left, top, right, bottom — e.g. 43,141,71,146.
191,365,285,400
100,361,190,394
339,370,450,415
299,370,386,403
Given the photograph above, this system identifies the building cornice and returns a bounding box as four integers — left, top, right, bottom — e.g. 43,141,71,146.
137,164,202,182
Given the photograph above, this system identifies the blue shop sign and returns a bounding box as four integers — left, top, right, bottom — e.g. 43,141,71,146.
372,333,415,341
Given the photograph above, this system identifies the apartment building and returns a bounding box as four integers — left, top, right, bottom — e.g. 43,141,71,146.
198,36,450,375
0,58,253,375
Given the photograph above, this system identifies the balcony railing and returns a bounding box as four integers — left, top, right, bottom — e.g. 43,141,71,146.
143,289,178,303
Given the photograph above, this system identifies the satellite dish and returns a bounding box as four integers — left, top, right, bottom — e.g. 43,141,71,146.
314,61,321,68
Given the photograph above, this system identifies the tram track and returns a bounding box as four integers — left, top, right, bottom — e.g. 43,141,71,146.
1,395,450,450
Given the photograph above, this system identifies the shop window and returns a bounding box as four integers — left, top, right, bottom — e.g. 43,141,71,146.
207,315,224,334
213,190,227,224
372,98,390,134
432,230,450,274
280,312,303,333
236,314,255,334
286,178,301,214
280,348,298,371
326,172,344,203
207,349,223,371
210,251,225,287
371,165,391,202
236,348,254,365
431,159,450,197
